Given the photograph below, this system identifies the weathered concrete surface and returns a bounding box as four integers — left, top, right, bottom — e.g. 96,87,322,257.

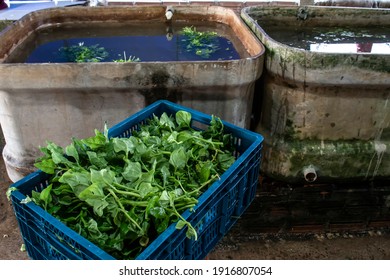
0,5,264,182
242,6,390,183
315,0,390,8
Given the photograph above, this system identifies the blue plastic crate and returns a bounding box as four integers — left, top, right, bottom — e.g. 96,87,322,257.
9,100,263,260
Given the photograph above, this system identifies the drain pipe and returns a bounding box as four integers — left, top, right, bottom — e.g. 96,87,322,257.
303,165,318,183
165,6,174,21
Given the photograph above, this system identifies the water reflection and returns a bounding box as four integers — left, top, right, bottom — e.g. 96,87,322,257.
310,42,390,54
9,22,241,63
262,25,390,54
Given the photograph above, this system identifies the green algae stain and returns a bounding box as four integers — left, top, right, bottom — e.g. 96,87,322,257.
244,8,390,73
263,137,389,183
271,47,390,72
0,20,13,33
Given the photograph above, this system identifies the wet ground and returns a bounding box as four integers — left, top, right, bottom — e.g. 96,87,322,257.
0,133,29,260
2,167,390,260
208,230,390,260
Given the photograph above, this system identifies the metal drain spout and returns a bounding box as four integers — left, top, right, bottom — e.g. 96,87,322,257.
303,165,318,182
165,6,174,21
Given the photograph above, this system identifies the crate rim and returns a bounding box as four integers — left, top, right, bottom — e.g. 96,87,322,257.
108,99,264,144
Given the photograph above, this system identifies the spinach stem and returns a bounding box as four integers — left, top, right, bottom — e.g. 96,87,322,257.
187,174,219,196
121,200,149,207
167,207,198,241
107,188,144,233
110,185,141,198
176,203,197,212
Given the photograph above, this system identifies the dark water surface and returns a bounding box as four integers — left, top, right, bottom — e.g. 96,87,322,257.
8,21,245,63
262,25,390,54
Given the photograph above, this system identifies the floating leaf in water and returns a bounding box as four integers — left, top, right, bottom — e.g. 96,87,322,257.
113,51,141,63
59,42,109,63
180,26,220,59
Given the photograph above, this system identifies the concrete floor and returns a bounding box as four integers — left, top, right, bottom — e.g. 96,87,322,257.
0,1,79,20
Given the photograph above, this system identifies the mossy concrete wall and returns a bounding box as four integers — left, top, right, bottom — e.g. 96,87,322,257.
242,6,390,183
0,20,12,31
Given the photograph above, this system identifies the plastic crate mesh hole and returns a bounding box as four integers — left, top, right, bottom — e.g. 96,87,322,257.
194,204,218,233
19,221,51,259
192,217,222,259
44,222,83,255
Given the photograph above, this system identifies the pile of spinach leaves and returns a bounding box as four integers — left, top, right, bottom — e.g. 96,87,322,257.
28,111,236,259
